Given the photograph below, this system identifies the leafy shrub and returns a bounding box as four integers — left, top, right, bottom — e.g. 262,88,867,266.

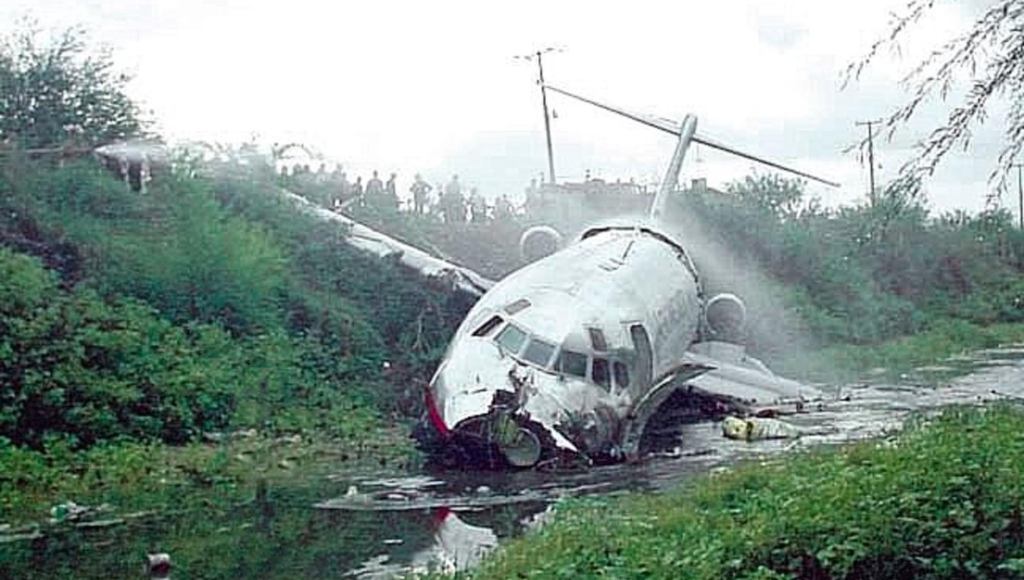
0,247,381,448
675,175,1024,351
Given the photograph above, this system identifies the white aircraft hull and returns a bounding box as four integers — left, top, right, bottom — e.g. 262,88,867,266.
418,222,819,468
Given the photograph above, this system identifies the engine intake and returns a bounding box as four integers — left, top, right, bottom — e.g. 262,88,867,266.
705,293,746,342
519,225,563,263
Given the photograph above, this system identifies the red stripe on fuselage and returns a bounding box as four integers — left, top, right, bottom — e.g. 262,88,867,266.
425,386,450,437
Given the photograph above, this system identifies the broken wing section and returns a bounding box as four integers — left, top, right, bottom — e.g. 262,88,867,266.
620,344,817,461
683,341,819,411
281,189,495,299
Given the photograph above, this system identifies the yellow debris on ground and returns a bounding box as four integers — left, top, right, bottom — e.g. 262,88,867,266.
722,416,801,441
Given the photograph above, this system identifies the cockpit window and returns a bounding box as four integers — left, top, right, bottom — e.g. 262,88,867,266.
592,358,610,389
472,315,503,337
587,328,608,351
504,298,531,315
495,323,527,354
556,349,588,378
613,362,630,389
522,338,556,367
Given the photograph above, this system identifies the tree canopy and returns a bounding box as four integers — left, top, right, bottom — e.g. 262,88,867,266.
0,23,143,150
849,0,1024,197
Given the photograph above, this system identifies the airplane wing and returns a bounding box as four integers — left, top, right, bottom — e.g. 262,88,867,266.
683,341,820,409
620,345,818,461
281,189,496,299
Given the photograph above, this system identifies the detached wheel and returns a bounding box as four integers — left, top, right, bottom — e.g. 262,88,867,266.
498,427,542,468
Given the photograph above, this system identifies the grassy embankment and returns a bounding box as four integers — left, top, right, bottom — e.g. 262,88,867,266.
470,405,1024,579
0,159,464,525
3,160,1024,531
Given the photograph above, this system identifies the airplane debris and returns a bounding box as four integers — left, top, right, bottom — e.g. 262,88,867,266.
74,518,125,529
721,416,802,441
146,553,172,578
281,189,494,299
49,501,112,524
0,529,43,544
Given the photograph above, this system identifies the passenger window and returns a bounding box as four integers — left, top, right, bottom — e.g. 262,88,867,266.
613,362,630,389
495,323,527,354
556,349,588,378
587,328,608,351
472,315,503,337
505,298,531,315
522,338,556,367
592,358,610,389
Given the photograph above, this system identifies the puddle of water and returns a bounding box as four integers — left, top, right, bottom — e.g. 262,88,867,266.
2,345,1023,578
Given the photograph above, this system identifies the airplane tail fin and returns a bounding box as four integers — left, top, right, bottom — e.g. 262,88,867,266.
543,85,839,222
652,114,698,221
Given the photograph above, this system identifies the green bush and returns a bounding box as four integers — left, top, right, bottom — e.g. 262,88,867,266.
675,176,1024,351
0,246,382,448
0,247,230,446
14,163,289,333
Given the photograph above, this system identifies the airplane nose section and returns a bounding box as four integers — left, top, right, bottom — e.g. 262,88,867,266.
429,367,504,433
429,342,517,431
420,341,583,468
423,352,549,468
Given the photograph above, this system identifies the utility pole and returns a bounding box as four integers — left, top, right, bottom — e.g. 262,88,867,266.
516,48,560,185
1015,163,1024,229
856,119,882,206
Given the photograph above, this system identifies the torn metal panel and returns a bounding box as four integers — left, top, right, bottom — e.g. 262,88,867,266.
619,363,714,461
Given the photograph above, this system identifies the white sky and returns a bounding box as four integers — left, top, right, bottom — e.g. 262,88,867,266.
0,0,1014,212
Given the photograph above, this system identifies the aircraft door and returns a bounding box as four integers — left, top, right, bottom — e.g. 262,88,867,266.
628,324,653,393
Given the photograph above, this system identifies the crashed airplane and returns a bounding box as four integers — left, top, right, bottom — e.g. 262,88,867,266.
374,88,834,469
84,89,836,470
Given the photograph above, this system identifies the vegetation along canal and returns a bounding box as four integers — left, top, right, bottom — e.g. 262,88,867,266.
1,346,1022,578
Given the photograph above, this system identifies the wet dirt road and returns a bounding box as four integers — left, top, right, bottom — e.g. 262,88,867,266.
3,346,1023,578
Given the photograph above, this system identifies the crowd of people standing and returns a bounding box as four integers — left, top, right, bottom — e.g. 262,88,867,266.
282,164,518,224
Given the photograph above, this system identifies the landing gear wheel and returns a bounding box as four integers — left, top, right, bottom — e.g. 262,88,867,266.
499,427,542,468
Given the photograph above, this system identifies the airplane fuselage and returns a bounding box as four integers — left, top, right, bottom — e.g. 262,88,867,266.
422,221,706,466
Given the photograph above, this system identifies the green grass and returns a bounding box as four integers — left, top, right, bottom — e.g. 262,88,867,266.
469,405,1024,579
773,319,1024,383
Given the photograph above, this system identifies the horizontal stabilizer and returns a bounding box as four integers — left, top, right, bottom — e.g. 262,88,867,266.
545,85,840,188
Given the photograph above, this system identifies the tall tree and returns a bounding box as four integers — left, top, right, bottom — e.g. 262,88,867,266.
848,1,1024,198
0,23,143,150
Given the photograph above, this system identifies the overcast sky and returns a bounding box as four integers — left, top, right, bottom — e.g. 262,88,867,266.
0,0,1013,212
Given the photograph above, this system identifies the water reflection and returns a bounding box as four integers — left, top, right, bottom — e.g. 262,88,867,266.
350,508,501,578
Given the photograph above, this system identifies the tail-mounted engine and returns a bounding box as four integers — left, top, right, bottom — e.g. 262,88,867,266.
519,225,563,263
705,293,746,343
